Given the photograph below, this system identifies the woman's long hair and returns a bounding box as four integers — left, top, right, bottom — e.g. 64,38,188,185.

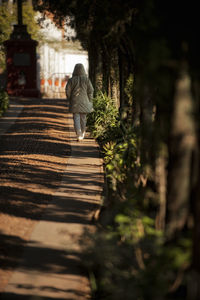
72,64,87,76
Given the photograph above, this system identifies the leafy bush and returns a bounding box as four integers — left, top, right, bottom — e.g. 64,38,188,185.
0,88,9,117
103,125,140,192
83,212,166,300
87,92,120,144
82,202,191,300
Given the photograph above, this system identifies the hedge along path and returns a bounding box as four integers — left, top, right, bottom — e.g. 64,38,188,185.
0,97,103,299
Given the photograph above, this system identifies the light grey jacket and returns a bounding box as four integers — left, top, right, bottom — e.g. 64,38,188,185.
65,64,94,113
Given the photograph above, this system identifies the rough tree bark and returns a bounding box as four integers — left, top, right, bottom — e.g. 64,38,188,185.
166,66,196,239
88,36,102,94
187,79,200,300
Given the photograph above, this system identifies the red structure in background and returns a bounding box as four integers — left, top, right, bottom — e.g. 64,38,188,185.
4,25,40,97
3,0,40,97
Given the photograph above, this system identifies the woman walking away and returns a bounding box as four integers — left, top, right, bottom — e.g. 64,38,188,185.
65,63,94,141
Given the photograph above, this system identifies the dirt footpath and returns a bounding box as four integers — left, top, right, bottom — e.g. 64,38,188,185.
0,98,71,292
0,97,103,299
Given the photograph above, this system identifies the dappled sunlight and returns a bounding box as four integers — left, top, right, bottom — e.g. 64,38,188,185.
0,232,90,299
0,98,70,226
0,98,71,291
0,97,103,297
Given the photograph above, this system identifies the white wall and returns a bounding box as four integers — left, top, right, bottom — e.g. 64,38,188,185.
38,44,88,97
36,13,88,97
38,43,88,79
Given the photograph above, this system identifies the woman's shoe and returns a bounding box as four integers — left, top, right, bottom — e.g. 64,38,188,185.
77,135,83,141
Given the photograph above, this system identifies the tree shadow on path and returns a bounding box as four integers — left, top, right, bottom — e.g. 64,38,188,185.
0,98,102,298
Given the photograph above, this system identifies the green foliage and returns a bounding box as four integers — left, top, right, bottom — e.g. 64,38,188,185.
0,4,15,45
103,126,140,191
0,3,41,70
0,4,15,70
82,205,192,300
124,73,134,108
34,0,136,49
0,2,41,41
22,2,42,40
0,88,9,117
87,92,120,144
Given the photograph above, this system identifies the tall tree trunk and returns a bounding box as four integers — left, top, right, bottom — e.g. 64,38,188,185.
187,79,200,300
88,37,102,94
155,150,167,231
110,47,120,107
118,46,131,120
166,66,196,239
101,42,111,96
